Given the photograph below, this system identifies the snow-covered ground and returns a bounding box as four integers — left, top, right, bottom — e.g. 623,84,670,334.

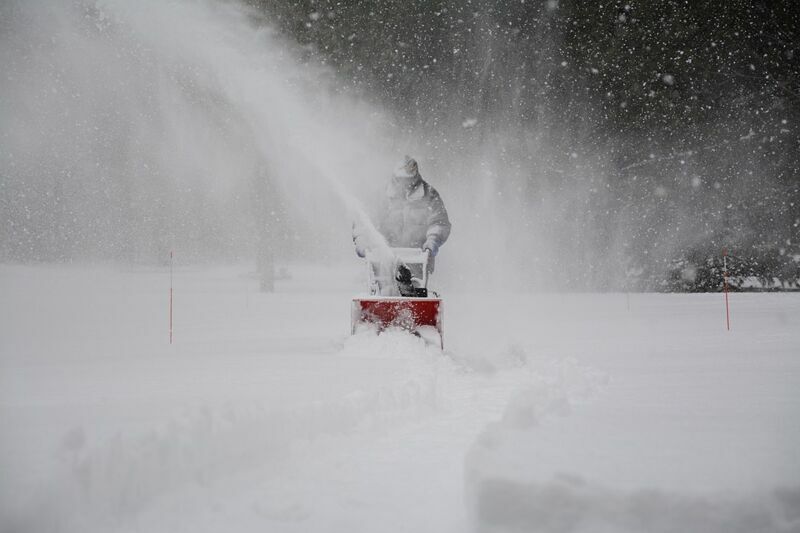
1,263,798,532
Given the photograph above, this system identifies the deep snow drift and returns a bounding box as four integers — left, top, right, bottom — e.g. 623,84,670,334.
1,263,798,533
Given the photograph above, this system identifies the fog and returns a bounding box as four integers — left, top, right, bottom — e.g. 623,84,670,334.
1,0,797,291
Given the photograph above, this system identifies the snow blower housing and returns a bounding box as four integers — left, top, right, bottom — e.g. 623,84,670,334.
351,248,443,348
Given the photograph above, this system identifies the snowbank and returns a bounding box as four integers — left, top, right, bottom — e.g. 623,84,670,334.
465,326,800,533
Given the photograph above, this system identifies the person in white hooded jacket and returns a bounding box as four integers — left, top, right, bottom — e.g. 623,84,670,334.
353,156,451,273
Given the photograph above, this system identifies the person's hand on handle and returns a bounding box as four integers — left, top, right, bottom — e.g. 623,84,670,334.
422,238,438,257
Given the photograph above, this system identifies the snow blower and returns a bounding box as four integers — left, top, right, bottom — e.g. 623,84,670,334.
351,247,443,348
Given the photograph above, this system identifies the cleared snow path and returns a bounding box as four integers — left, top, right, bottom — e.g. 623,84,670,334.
1,264,570,532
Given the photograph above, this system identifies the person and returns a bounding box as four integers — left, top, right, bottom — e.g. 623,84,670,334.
353,156,451,273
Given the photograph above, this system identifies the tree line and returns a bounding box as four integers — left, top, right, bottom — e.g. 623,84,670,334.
253,0,800,290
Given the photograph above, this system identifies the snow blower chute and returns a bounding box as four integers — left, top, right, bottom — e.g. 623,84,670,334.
351,248,443,348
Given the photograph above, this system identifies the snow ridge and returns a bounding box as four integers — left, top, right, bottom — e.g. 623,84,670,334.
465,358,799,533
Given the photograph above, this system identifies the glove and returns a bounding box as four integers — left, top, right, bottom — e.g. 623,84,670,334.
355,244,366,258
422,238,439,257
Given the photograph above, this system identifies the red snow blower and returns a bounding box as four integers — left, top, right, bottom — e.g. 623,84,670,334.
351,248,443,348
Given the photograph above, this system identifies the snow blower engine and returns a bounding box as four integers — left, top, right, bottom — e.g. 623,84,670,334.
351,247,443,348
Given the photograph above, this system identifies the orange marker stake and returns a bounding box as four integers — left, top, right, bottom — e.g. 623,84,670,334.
169,250,174,344
723,249,730,331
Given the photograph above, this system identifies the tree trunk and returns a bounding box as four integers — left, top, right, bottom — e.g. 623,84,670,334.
252,165,277,292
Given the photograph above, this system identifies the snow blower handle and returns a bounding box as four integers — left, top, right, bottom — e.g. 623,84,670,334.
421,248,430,287
364,247,431,295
